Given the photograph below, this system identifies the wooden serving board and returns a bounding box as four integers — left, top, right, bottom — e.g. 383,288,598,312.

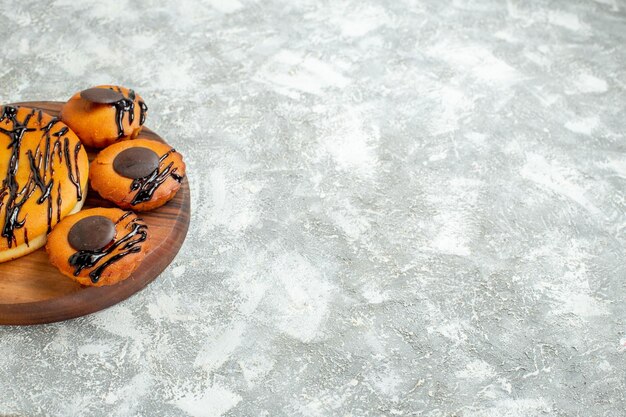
0,101,190,325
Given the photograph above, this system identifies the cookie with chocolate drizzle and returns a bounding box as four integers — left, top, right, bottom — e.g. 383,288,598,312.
90,138,185,211
0,105,89,263
46,208,150,286
60,85,148,148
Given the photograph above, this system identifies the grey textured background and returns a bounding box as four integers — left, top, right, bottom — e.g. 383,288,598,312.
1,0,625,416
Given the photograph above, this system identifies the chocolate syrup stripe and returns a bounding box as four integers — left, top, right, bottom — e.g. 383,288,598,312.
139,101,148,126
0,106,82,247
68,213,148,283
129,149,184,206
107,87,147,139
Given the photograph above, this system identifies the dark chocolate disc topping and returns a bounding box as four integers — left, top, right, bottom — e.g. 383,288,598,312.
81,88,124,104
68,216,116,252
113,147,160,179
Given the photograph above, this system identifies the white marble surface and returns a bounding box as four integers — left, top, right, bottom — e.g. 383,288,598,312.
1,0,625,416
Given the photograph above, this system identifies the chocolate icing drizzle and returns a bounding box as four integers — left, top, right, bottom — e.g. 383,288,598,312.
0,106,83,247
107,87,147,139
68,212,147,283
63,137,82,201
139,101,148,126
129,149,183,205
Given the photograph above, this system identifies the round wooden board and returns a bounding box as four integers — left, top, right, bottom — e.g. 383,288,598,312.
0,101,190,325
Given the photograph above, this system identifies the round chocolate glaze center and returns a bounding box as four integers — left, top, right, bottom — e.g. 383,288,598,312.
113,147,160,179
81,87,124,104
68,216,116,252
